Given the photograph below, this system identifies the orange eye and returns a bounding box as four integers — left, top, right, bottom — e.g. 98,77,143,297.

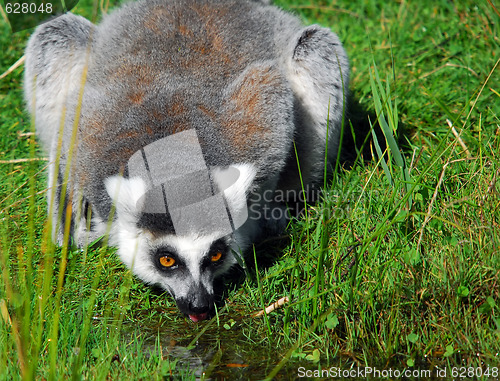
159,256,176,268
211,252,222,263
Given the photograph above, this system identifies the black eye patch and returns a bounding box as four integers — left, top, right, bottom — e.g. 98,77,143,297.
203,239,228,267
153,247,182,272
210,239,228,254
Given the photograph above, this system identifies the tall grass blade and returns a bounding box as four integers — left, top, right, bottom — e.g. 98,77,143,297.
369,60,413,208
369,117,392,184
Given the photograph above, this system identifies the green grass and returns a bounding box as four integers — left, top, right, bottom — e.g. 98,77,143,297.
1,0,499,379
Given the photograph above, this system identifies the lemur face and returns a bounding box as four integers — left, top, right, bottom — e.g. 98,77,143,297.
149,237,232,321
104,155,256,321
113,226,236,321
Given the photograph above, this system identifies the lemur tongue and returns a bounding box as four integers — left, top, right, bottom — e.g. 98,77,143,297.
189,313,208,322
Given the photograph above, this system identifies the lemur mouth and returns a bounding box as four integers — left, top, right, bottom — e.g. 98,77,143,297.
188,313,209,322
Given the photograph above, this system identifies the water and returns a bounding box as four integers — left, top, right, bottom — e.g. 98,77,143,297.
122,312,302,380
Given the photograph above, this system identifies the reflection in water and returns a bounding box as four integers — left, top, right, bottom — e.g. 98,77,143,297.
121,314,297,380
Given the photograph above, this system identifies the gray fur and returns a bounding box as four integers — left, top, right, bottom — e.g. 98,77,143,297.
24,0,349,320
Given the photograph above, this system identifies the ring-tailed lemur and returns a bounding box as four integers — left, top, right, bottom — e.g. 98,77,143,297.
24,0,349,322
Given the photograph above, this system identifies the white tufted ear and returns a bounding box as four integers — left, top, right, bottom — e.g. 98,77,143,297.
212,163,256,230
105,176,147,217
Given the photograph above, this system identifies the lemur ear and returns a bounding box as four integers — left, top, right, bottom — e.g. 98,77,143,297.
212,163,257,229
105,176,147,218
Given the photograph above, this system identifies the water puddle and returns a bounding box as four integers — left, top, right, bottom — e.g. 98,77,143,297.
121,312,302,380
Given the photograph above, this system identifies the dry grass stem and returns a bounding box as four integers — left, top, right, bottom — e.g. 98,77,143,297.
0,55,25,80
0,157,48,164
447,119,471,158
252,296,289,318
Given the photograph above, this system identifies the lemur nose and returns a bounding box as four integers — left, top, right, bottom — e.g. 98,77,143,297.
189,285,213,312
187,289,213,322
